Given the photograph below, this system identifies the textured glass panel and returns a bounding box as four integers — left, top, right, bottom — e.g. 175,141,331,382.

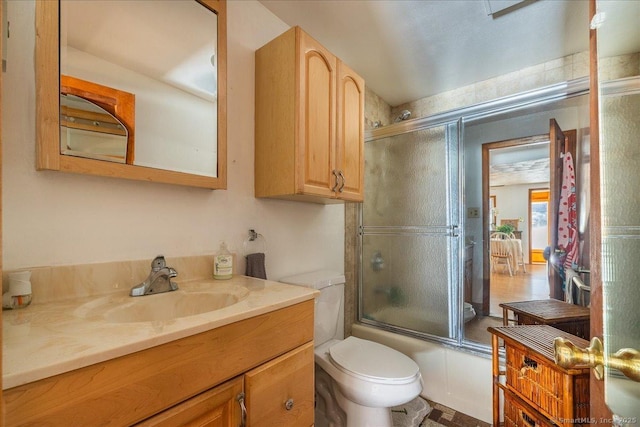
364,126,448,227
601,93,640,228
602,236,640,353
361,234,451,338
600,91,640,420
598,0,640,411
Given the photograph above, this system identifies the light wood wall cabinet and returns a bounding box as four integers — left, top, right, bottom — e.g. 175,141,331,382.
255,26,365,203
4,301,315,427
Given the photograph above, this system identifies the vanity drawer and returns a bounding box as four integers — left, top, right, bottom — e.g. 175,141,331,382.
245,341,315,427
4,300,314,427
136,377,243,427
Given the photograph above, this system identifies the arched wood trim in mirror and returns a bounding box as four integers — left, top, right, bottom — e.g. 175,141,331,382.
61,75,135,164
35,0,227,190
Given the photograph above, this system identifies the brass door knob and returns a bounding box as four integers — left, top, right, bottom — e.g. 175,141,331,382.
554,336,640,382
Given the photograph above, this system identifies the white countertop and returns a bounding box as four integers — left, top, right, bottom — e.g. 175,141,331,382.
2,275,318,390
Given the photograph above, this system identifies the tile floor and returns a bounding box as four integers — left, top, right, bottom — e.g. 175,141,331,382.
419,401,491,427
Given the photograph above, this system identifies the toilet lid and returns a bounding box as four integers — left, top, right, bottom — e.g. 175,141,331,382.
329,336,419,384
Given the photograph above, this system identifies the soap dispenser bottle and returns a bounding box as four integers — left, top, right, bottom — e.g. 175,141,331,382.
213,241,233,280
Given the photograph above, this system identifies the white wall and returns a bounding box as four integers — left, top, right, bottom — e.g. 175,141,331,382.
2,1,345,280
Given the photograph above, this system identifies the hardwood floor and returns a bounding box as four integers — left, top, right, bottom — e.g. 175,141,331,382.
464,263,549,346
489,263,549,317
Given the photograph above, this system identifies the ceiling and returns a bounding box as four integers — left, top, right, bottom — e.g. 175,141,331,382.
490,143,550,186
63,1,218,101
259,0,590,106
259,0,640,107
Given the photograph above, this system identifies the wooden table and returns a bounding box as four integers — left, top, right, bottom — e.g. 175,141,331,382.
500,299,590,339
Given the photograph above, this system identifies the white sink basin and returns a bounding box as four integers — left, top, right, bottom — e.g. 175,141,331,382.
74,284,250,323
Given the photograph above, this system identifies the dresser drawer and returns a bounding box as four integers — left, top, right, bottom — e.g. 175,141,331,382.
504,389,556,427
506,344,590,424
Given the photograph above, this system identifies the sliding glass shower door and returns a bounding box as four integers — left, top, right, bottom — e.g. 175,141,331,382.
359,121,460,341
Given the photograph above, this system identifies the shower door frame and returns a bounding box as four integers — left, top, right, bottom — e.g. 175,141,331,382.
358,120,462,346
358,76,595,352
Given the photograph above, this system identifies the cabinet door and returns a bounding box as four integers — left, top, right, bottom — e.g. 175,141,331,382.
297,29,337,198
136,377,243,427
245,342,315,427
336,60,364,202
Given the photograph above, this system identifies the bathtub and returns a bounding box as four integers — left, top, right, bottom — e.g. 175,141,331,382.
365,303,476,337
366,305,449,336
351,323,495,424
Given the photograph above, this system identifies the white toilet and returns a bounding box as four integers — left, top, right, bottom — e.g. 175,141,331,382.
280,270,423,427
464,302,476,323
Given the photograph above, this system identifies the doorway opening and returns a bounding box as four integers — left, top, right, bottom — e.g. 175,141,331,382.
481,119,577,316
482,134,550,317
529,188,550,264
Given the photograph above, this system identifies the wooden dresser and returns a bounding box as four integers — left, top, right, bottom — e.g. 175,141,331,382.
488,325,591,427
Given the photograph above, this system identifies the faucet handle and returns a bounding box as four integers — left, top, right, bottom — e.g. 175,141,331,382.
151,255,167,271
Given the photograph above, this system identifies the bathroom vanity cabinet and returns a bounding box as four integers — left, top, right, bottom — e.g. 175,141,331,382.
255,26,365,203
4,300,315,427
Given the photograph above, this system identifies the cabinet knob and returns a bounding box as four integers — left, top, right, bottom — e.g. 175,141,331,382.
284,398,294,411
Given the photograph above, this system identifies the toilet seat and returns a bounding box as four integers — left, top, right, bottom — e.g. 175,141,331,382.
328,336,420,385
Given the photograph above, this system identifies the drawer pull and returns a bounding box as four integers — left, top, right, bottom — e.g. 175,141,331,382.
285,398,294,411
338,171,345,193
237,392,247,427
520,410,536,427
331,170,340,192
519,356,538,377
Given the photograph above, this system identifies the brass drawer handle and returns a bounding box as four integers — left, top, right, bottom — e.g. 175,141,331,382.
518,356,538,378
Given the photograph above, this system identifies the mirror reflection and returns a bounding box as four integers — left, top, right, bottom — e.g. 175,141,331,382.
60,0,219,177
60,93,129,163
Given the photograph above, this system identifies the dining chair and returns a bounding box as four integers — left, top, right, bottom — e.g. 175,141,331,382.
508,232,527,273
490,232,513,276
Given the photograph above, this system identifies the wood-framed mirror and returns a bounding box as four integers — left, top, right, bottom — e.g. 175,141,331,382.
35,0,227,189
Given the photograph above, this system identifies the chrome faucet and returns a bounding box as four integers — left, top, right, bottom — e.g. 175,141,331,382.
130,255,178,297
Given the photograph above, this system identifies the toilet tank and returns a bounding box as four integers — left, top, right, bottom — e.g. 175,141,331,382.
279,270,345,346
